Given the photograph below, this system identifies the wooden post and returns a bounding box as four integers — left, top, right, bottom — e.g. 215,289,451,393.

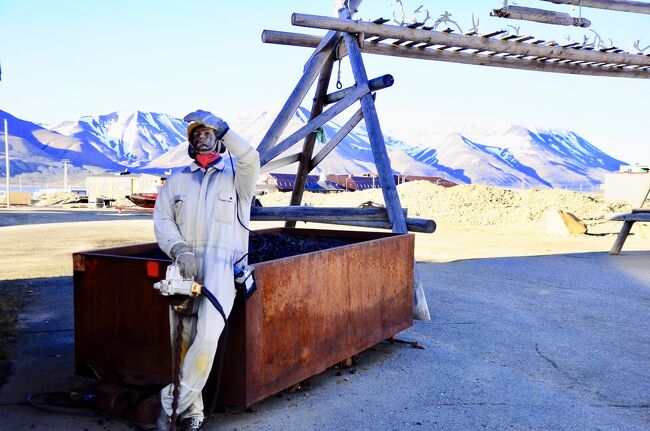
340,34,406,233
609,221,634,255
286,52,336,228
340,11,430,320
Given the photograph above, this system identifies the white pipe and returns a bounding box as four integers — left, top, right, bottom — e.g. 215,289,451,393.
4,119,8,208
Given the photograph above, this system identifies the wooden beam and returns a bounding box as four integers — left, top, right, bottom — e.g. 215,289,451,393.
260,152,301,173
250,207,435,234
539,0,650,14
341,31,408,234
491,6,591,27
322,218,436,233
260,83,369,165
324,74,394,105
290,13,650,67
287,52,335,228
261,30,650,79
310,108,364,171
256,40,336,156
251,206,407,221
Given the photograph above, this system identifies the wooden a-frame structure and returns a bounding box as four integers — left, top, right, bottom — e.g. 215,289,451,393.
251,1,434,320
251,0,649,320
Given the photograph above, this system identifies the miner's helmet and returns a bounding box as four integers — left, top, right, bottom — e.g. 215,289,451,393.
186,122,225,159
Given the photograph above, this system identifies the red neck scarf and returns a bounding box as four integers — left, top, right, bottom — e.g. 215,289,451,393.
195,153,221,168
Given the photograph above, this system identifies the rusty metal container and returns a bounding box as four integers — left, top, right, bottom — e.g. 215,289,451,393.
73,227,413,415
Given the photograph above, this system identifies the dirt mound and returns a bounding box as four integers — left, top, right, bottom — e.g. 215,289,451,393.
259,181,635,234
33,192,86,207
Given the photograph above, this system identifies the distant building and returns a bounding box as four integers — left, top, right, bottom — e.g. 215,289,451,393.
262,172,457,193
603,165,650,205
400,175,457,188
326,174,378,191
86,172,164,205
265,173,344,193
328,174,457,190
0,191,31,206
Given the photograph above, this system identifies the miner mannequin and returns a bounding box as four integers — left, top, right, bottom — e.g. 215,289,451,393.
153,110,260,430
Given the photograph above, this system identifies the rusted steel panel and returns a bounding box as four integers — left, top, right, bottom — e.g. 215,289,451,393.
244,229,413,405
73,228,414,412
74,250,172,384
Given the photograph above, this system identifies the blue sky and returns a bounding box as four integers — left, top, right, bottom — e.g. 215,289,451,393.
0,0,648,163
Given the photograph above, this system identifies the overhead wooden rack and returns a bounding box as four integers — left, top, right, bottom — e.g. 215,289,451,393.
256,1,648,319
261,13,650,79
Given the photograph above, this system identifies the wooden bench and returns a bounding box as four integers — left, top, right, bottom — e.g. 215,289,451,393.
609,209,650,255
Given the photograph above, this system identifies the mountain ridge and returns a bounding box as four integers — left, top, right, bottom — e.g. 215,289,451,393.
0,108,625,189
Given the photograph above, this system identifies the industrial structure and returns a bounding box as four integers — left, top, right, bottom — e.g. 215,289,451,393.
71,0,650,424
85,172,163,206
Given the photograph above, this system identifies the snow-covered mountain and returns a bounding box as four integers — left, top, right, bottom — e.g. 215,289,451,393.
46,111,187,167
399,122,622,189
0,108,625,189
0,109,122,184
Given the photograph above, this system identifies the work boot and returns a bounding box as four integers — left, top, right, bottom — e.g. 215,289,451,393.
180,416,204,431
157,407,172,431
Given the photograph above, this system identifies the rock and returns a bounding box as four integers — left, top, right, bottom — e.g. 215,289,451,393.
544,209,588,235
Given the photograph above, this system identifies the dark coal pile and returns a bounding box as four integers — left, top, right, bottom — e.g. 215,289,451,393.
132,249,171,261
131,233,360,264
247,233,359,264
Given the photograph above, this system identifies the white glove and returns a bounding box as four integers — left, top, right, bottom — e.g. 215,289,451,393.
184,110,229,139
171,244,197,279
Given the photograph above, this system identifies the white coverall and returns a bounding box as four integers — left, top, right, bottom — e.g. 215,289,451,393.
153,129,259,418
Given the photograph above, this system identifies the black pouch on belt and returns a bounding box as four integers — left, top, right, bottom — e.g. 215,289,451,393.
234,265,256,302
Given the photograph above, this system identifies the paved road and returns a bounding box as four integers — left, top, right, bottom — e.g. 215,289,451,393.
0,251,648,430
0,207,152,227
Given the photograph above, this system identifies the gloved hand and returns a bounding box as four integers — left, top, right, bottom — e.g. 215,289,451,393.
171,243,197,279
184,110,229,139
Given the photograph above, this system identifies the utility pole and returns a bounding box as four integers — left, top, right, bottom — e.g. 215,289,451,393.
62,159,70,190
4,119,9,208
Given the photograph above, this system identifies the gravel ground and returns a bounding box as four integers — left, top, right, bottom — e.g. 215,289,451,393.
0,188,648,430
